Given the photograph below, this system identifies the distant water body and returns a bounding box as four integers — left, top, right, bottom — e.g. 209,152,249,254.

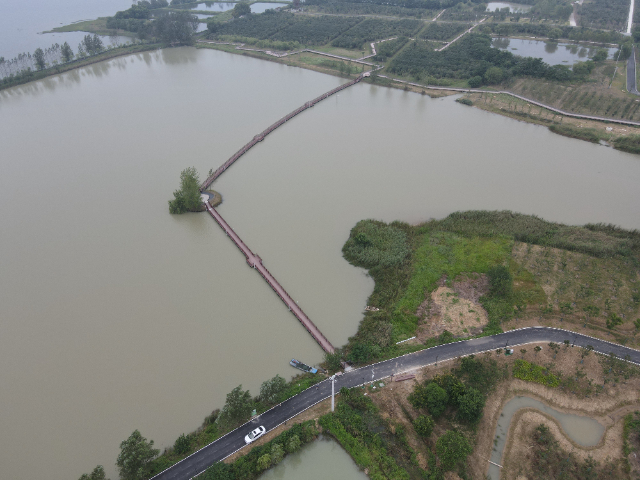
1,0,133,60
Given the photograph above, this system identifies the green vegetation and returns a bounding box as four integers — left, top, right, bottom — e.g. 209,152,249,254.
216,385,253,431
271,15,362,44
435,430,472,471
421,22,471,41
232,2,252,19
340,211,639,366
319,387,421,479
437,211,640,259
78,465,108,480
483,22,624,44
169,167,202,214
549,124,602,143
389,34,592,84
513,359,561,387
259,374,287,404
373,36,409,62
306,0,438,18
342,219,410,269
579,0,630,30
413,414,435,437
613,134,640,154
332,18,423,49
117,430,160,480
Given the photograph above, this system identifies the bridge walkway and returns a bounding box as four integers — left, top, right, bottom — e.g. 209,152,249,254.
205,203,335,353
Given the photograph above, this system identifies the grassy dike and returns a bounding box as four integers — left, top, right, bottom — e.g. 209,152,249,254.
0,43,160,91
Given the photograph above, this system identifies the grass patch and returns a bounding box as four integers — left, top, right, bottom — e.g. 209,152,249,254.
549,124,602,143
513,359,560,387
319,387,421,479
613,134,640,154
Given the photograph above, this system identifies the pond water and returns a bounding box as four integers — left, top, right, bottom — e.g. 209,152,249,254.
252,2,287,13
492,37,620,65
192,2,238,11
1,47,640,480
258,436,368,480
488,396,605,479
486,2,532,12
1,0,133,61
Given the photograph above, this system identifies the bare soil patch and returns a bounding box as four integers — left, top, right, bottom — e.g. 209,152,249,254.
416,276,489,341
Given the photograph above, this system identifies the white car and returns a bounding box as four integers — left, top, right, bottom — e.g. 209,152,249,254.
244,426,266,444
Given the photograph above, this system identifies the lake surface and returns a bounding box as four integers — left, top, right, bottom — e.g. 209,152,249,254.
492,37,620,65
252,3,287,13
486,2,532,12
192,2,238,11
488,396,604,479
258,436,368,480
1,47,640,480
1,0,133,61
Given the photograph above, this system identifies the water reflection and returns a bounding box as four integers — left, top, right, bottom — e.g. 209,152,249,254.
492,37,510,49
544,41,558,54
492,38,618,65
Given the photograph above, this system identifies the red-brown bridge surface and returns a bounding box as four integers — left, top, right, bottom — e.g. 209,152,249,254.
198,74,371,353
204,202,335,353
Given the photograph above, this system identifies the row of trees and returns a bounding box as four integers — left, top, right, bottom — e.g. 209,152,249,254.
78,375,291,480
0,34,109,80
107,10,199,44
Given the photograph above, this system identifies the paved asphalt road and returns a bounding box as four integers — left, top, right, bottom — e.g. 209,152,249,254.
628,46,639,95
152,326,640,480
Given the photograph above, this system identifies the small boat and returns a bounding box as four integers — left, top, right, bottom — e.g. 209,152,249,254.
290,359,318,374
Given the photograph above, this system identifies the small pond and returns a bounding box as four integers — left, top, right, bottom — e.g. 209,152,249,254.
486,2,532,12
251,2,285,13
258,436,368,480
488,396,604,479
191,2,237,11
492,38,620,65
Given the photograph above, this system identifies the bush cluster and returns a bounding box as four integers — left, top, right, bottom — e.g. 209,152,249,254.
513,359,560,387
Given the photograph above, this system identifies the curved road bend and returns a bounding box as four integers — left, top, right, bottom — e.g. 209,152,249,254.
151,327,640,480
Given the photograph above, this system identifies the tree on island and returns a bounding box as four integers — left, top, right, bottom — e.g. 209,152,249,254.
116,430,159,480
169,167,202,214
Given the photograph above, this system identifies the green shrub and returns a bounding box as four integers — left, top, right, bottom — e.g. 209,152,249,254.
409,382,449,417
606,312,623,329
513,359,560,387
456,98,473,106
549,124,601,144
343,220,410,269
413,414,435,438
613,134,640,154
173,434,191,455
487,265,513,297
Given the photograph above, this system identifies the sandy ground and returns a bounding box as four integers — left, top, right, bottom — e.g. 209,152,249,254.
416,275,490,341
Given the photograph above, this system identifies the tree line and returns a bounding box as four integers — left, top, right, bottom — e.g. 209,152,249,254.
0,35,110,81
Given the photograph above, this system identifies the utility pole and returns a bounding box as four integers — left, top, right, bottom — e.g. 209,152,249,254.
331,375,336,412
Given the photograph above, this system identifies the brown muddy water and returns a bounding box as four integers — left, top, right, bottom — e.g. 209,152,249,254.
1,47,639,480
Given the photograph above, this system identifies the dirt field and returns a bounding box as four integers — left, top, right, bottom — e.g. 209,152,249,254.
416,275,490,340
